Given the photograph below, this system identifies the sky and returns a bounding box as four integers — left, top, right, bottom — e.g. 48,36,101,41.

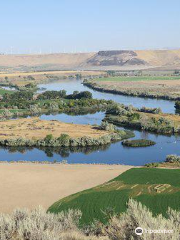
0,0,180,54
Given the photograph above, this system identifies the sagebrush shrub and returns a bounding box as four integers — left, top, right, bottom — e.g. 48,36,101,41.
0,201,179,239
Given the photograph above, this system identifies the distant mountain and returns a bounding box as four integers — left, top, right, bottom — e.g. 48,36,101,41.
1,49,180,72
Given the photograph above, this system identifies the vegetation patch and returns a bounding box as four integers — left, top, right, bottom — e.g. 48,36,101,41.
0,200,180,239
0,89,116,120
0,118,133,147
48,168,180,224
122,139,156,147
104,104,180,135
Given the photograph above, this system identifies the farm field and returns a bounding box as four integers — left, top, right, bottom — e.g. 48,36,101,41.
0,163,131,213
85,75,180,100
96,76,180,82
49,168,180,224
0,70,104,86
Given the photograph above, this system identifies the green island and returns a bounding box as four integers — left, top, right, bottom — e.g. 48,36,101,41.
122,139,156,147
0,88,114,119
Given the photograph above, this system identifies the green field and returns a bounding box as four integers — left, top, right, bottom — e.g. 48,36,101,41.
48,168,180,225
0,109,26,114
95,76,180,82
0,88,14,95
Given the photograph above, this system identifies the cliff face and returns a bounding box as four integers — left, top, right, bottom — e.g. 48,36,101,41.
87,50,147,67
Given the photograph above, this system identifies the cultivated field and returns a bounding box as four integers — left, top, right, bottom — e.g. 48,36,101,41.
87,76,180,100
0,117,107,140
0,163,132,213
0,70,104,86
49,168,180,224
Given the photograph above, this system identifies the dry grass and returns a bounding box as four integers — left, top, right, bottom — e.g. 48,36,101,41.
0,70,104,86
0,53,94,68
0,117,107,140
96,79,180,98
0,70,104,78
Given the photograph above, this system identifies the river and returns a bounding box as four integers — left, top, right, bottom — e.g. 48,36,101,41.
0,79,179,166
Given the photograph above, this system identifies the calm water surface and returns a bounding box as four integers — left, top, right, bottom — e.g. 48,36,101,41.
38,80,175,114
0,80,178,166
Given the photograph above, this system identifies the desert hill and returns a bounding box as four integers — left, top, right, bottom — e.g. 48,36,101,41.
1,49,180,72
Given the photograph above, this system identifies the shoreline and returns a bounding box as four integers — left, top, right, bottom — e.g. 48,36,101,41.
0,163,133,213
83,80,179,101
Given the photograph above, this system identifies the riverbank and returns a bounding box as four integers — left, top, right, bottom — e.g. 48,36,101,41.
104,104,180,135
0,163,132,213
83,78,180,101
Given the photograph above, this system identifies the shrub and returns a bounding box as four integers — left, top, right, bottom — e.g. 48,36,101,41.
145,162,159,168
0,201,179,239
99,122,115,132
166,154,180,163
57,134,70,146
29,104,41,114
1,109,13,118
44,134,53,142
139,107,162,114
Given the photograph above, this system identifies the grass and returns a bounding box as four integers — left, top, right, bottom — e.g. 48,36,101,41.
0,88,14,95
48,168,180,224
0,109,26,114
96,76,180,82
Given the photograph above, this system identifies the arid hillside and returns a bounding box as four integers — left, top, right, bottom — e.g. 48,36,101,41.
1,49,180,72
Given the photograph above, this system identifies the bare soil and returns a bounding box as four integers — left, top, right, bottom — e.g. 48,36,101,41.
0,163,132,213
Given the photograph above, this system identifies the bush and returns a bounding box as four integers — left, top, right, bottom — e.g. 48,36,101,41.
139,106,162,114
57,134,70,146
145,162,159,168
175,101,180,110
0,201,179,239
67,91,93,100
44,134,53,142
166,154,180,163
99,122,116,132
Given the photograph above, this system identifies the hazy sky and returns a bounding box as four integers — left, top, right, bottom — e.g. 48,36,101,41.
1,0,180,54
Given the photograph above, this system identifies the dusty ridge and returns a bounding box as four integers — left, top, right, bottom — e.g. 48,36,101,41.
1,49,180,71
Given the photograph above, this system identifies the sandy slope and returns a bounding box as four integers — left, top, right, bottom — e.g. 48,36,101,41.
0,163,132,213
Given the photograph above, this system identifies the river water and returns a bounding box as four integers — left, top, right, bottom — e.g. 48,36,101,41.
0,79,179,166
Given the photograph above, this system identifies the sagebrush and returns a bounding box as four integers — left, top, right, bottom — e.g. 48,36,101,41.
0,200,179,239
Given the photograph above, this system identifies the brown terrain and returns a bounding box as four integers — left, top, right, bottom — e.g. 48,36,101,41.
0,163,132,213
0,117,107,140
92,79,180,99
1,49,180,72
